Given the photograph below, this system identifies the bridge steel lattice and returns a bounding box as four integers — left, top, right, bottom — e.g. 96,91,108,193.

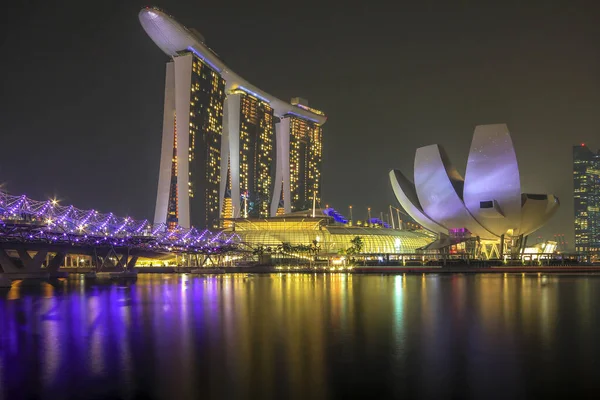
0,191,241,275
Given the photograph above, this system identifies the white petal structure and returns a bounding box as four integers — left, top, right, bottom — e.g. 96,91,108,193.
390,124,559,239
389,170,446,235
520,194,560,236
463,124,522,236
414,145,496,239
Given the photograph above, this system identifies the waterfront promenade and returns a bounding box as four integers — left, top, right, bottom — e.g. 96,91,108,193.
4,264,600,287
49,264,600,275
353,265,600,274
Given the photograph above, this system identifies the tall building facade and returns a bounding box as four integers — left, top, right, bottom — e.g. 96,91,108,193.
288,112,323,211
154,51,225,230
221,90,275,220
270,101,325,217
573,144,600,252
140,7,326,229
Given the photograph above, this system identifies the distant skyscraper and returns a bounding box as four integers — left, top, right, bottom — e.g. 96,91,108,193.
139,7,326,229
573,144,600,252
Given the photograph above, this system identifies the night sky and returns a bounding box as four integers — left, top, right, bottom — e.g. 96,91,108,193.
2,0,599,247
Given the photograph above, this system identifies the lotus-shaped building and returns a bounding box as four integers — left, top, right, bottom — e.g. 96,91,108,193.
390,124,559,242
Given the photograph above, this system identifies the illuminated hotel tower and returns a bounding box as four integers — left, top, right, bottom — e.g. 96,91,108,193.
221,91,274,219
153,52,225,230
139,7,326,228
288,98,323,212
270,99,324,215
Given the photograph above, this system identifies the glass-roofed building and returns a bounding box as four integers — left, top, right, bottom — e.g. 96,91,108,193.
224,209,434,256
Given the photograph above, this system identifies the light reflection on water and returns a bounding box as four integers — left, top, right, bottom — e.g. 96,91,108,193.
1,273,600,399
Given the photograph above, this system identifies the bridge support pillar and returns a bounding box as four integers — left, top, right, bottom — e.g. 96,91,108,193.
94,249,120,271
16,249,49,271
47,252,66,272
92,248,139,271
92,251,102,271
126,256,138,271
116,247,131,270
115,254,127,270
0,249,19,273
0,248,50,278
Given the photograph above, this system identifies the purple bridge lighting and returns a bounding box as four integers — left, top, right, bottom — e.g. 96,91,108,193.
0,190,241,276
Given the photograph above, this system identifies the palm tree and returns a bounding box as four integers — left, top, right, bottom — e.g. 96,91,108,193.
346,236,364,265
347,236,364,255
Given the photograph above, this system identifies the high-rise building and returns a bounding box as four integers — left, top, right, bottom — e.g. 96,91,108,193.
153,52,225,230
573,144,600,252
139,7,326,229
222,90,274,219
288,109,323,211
270,99,325,216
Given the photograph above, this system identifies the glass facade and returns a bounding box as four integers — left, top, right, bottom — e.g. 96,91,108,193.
145,8,328,230
573,145,600,252
221,163,233,227
236,91,274,218
167,113,178,229
230,218,433,254
288,116,323,211
187,55,226,229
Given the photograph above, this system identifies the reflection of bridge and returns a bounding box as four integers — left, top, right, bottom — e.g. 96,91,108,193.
0,191,240,276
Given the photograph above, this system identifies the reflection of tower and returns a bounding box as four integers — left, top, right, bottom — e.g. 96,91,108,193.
154,52,225,229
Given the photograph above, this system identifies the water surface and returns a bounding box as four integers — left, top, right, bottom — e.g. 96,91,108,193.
1,273,599,399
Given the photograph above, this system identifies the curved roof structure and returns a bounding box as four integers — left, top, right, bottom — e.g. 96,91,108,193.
139,7,327,125
389,169,446,235
414,144,495,238
229,217,434,254
463,124,522,236
389,124,559,240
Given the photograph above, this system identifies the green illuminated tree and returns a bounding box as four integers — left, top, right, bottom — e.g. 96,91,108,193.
347,236,363,255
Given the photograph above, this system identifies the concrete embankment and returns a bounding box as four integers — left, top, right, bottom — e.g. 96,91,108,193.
353,266,600,274
55,265,600,276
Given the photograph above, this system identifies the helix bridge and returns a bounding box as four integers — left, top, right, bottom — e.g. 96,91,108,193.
0,191,241,275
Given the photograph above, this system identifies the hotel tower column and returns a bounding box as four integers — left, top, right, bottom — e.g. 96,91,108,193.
221,93,242,219
271,117,291,216
154,61,176,226
172,53,193,228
